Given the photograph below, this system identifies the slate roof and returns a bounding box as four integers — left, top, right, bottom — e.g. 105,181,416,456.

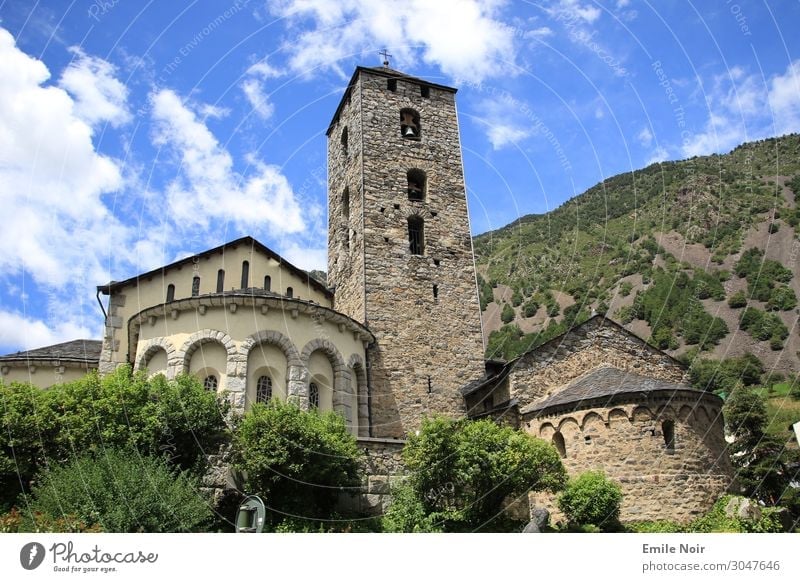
460,315,686,398
520,365,696,416
0,339,102,365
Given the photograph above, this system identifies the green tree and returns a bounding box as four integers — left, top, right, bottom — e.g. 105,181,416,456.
384,417,567,532
723,387,800,508
500,303,516,324
26,450,211,532
557,471,623,530
233,401,362,528
0,367,228,509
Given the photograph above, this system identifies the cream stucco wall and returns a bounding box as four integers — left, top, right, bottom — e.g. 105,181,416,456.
101,242,332,371
0,363,96,388
131,294,372,435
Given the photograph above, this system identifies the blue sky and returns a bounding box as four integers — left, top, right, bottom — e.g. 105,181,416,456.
0,0,798,353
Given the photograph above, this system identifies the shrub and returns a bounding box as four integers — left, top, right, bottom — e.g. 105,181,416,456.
0,367,229,508
522,299,539,318
501,303,516,323
25,450,211,532
233,401,362,528
767,285,797,311
557,471,623,530
727,290,747,308
385,417,567,532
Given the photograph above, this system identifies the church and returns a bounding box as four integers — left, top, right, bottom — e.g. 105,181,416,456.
0,65,732,523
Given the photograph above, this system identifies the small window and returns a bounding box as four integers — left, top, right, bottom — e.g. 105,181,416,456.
166,284,175,302
264,275,271,291
216,269,225,293
256,375,272,403
191,276,200,297
420,85,430,98
584,435,592,444
433,284,438,299
341,127,348,156
552,432,567,458
662,420,675,451
407,169,426,201
241,260,249,289
309,382,319,409
400,108,421,139
203,375,218,392
342,187,350,220
286,287,293,298
387,78,397,91
408,216,424,255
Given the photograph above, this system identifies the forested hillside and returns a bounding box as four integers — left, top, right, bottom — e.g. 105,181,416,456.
474,134,800,375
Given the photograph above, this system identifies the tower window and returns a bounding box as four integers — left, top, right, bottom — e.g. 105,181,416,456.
343,187,350,220
433,284,439,299
341,127,348,156
309,382,319,409
241,260,250,289
191,276,200,297
286,286,293,298
256,375,273,403
408,216,424,255
166,284,175,302
264,275,271,291
420,85,430,98
387,78,397,91
203,375,218,392
216,269,225,293
662,420,675,452
400,108,420,139
407,169,426,201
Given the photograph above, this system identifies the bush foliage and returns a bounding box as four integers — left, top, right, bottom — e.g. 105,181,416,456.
25,449,212,532
557,471,622,530
232,401,363,528
384,417,567,532
0,367,229,509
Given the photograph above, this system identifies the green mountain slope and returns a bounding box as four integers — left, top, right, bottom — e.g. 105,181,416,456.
474,134,800,374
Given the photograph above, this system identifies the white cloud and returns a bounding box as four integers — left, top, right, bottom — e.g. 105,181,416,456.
646,146,669,166
269,0,517,82
58,47,131,128
280,242,327,272
637,126,653,147
150,88,305,234
0,27,128,290
0,310,94,352
682,60,800,157
247,59,283,79
548,0,602,24
241,78,275,120
473,95,533,149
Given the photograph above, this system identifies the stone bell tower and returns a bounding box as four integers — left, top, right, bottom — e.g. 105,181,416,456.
327,65,485,438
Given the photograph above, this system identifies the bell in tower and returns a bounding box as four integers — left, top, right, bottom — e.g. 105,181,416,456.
325,65,486,438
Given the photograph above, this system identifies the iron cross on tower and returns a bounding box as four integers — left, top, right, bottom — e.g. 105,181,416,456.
379,49,392,68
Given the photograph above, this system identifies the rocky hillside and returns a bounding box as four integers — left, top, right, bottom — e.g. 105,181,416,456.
474,134,800,374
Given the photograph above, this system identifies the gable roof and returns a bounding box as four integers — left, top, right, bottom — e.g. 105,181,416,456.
97,236,331,298
327,65,457,136
0,339,102,365
461,315,685,398
520,365,697,416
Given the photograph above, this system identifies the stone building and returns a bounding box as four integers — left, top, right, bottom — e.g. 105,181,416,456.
0,339,100,388
0,66,732,522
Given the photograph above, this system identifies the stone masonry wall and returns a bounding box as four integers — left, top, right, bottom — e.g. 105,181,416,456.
509,317,687,411
526,391,733,524
328,68,486,438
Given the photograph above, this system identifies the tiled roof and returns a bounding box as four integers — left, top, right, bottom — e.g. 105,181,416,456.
521,365,695,415
0,339,102,364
